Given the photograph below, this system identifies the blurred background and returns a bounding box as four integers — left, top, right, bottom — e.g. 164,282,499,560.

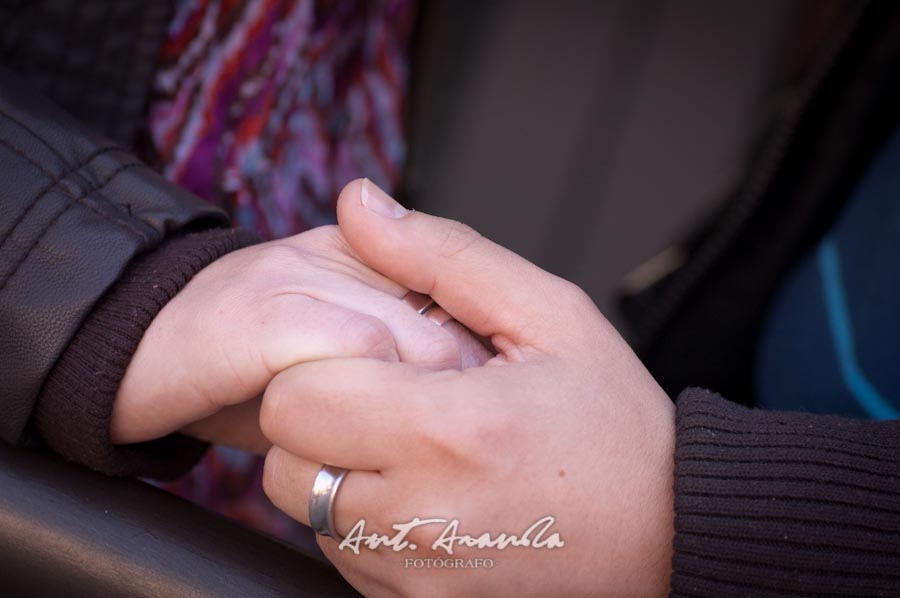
403,0,845,327
0,0,863,563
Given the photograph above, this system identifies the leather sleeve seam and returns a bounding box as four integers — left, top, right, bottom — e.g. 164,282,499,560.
0,105,155,239
0,105,124,169
0,132,151,241
0,161,147,295
0,142,120,251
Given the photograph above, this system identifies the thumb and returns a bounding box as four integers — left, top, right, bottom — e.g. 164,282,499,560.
337,178,575,343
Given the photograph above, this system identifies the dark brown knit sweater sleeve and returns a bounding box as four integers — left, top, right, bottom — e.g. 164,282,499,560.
671,388,900,597
34,228,259,481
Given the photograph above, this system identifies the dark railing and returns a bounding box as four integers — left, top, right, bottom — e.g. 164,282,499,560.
0,442,359,597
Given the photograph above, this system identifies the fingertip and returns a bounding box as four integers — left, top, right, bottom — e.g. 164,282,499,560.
335,178,365,227
336,178,398,273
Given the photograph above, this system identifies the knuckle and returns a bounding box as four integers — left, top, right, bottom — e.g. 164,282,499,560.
341,313,396,358
461,407,515,457
292,224,346,253
252,243,301,275
556,278,599,318
558,277,591,306
417,404,460,457
433,334,463,369
544,277,610,348
419,400,512,466
437,220,482,261
417,329,462,370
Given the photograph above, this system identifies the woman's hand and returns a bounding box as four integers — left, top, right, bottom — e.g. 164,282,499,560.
111,214,490,454
260,180,676,597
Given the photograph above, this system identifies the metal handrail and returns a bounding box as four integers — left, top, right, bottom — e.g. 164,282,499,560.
0,442,359,597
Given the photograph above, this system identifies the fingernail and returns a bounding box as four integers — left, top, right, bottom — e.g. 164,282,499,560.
361,178,409,218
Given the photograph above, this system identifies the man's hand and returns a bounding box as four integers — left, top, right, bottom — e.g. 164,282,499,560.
260,179,676,597
111,219,490,454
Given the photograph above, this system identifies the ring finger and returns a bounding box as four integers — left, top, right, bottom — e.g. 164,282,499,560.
262,446,388,538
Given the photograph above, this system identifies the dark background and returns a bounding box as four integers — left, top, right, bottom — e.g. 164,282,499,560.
404,0,845,327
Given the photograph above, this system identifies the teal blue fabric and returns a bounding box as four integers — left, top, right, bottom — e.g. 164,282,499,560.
755,126,900,419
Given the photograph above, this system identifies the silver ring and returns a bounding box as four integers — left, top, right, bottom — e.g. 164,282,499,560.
401,291,454,327
309,464,349,540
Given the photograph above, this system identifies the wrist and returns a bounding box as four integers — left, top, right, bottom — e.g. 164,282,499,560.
36,228,257,478
110,228,260,444
625,392,676,597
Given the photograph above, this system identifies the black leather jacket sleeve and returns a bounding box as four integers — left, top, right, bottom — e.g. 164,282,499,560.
0,66,228,445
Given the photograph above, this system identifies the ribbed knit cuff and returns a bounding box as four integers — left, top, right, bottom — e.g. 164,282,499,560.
671,388,900,597
34,228,260,480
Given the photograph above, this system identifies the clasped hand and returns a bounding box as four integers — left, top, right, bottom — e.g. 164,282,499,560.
114,179,676,597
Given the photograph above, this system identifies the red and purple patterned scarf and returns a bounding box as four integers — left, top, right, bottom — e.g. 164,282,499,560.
141,0,416,546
